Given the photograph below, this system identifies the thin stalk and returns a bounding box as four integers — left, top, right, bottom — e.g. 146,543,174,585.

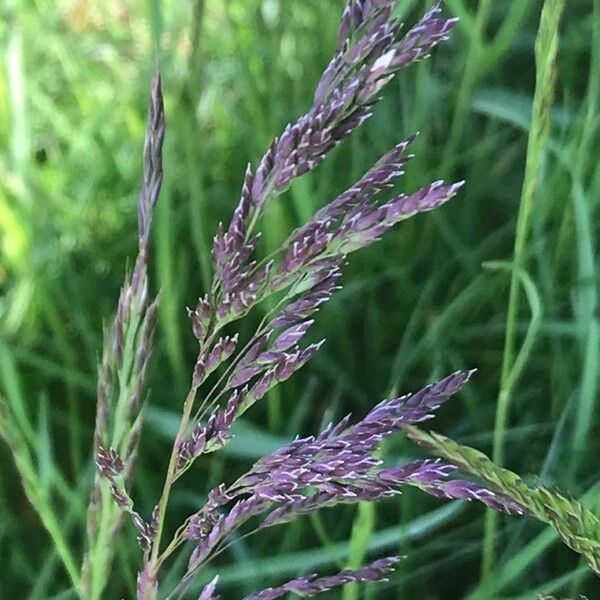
442,0,492,173
343,501,376,600
569,1,600,592
482,0,565,579
86,483,119,599
0,396,81,593
148,383,200,571
483,2,534,70
570,0,600,469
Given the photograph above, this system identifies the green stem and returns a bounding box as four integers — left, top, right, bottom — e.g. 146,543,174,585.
442,0,492,173
146,384,200,590
343,501,376,600
86,484,118,599
482,0,565,580
569,0,600,469
0,397,82,593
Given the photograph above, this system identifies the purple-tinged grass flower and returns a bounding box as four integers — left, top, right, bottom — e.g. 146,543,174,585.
312,135,417,224
176,387,249,469
188,295,212,342
187,496,271,569
181,371,518,586
192,334,239,386
270,264,344,327
89,4,520,600
259,459,456,529
270,320,314,353
421,479,526,514
242,556,401,600
198,576,220,600
227,324,322,395
335,1,396,52
207,2,460,325
96,446,159,551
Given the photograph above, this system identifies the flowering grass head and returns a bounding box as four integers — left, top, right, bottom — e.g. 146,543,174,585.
81,1,600,598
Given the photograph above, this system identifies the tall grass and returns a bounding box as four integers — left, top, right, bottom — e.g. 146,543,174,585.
483,0,565,580
0,0,599,597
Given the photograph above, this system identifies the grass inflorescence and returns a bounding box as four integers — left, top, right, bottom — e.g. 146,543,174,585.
1,0,600,598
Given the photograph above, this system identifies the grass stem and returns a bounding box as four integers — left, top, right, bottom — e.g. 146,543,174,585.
482,0,565,580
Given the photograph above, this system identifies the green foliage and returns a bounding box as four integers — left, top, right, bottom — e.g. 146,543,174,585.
1,0,600,598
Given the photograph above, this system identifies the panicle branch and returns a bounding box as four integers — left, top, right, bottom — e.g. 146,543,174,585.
179,372,517,585
242,556,401,600
207,2,460,326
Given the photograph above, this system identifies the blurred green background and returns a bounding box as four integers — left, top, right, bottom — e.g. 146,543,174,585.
1,0,600,597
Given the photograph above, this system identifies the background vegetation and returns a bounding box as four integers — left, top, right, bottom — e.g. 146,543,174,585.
1,0,599,597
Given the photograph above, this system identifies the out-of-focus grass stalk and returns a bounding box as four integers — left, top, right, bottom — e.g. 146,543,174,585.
6,0,29,178
568,1,600,593
483,0,565,579
442,0,492,170
183,0,211,289
482,2,533,70
570,0,600,470
343,502,376,600
0,394,82,592
443,0,533,172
